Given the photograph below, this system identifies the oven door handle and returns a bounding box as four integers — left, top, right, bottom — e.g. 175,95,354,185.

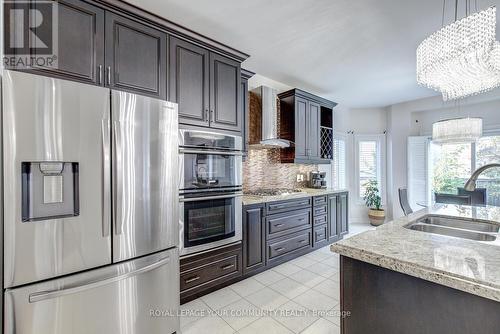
179,148,243,156
180,192,243,202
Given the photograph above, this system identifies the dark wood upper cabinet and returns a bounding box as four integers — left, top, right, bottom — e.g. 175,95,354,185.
210,53,242,132
31,0,104,84
105,12,167,99
279,89,336,164
169,36,210,126
294,97,308,160
308,101,321,159
241,69,255,157
242,204,265,275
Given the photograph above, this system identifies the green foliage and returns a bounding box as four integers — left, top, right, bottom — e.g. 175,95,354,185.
363,180,382,210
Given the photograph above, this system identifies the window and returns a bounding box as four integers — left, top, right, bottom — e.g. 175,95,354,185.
431,142,472,194
333,133,347,189
429,134,500,206
355,135,385,202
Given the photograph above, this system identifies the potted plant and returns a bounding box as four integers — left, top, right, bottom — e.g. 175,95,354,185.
363,180,385,226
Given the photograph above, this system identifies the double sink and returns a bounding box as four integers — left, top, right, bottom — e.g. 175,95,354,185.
405,216,499,242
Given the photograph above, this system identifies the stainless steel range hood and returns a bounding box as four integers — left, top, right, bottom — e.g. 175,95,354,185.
249,86,293,148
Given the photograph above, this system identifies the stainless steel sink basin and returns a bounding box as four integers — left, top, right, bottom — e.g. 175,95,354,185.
408,224,497,242
405,215,499,242
416,216,500,233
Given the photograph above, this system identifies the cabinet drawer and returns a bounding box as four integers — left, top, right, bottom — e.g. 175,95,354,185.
313,205,327,217
267,230,311,260
266,209,311,238
314,214,327,226
314,224,328,246
313,196,327,206
266,197,311,214
180,253,239,291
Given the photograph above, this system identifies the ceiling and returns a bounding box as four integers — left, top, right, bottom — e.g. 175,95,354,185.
127,0,500,108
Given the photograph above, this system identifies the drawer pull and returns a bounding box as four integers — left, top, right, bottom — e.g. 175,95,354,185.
275,247,285,252
274,223,284,227
298,239,307,244
298,218,306,222
185,276,201,284
221,264,235,270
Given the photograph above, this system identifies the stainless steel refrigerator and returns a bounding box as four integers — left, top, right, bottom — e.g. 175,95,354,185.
2,70,180,334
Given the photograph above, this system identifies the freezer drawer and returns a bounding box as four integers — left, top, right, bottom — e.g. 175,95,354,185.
112,91,179,262
4,248,180,334
2,71,112,288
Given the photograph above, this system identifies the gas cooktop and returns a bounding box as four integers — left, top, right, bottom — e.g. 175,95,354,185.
245,188,303,196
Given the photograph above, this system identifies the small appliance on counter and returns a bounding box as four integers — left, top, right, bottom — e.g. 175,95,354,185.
308,171,327,189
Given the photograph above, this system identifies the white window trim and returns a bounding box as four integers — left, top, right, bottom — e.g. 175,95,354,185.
354,134,386,205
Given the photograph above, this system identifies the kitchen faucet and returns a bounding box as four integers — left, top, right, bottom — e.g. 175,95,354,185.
464,163,500,191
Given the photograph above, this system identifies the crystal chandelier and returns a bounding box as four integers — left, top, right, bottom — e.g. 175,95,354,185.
432,117,483,144
417,5,500,101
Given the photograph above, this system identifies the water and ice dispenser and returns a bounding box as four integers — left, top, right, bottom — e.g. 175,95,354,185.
21,162,80,222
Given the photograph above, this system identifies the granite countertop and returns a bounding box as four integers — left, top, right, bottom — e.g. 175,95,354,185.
331,204,500,302
242,188,348,205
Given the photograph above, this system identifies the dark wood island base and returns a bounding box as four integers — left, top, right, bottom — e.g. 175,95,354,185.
340,256,500,334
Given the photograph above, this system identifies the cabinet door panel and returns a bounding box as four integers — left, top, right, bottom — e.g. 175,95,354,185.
328,195,338,241
169,37,209,126
308,101,321,159
243,206,265,274
295,97,308,159
339,193,349,235
32,0,104,84
210,53,241,132
106,13,166,99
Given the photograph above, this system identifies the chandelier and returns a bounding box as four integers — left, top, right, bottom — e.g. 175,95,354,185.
417,5,500,101
432,117,483,144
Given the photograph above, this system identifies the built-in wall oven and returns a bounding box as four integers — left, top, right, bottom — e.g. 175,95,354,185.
179,129,243,256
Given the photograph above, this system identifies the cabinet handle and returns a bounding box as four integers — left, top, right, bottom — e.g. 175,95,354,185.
221,264,235,270
274,223,284,227
298,239,307,244
298,218,305,222
106,66,111,85
185,276,201,284
204,109,209,122
275,247,285,252
98,65,102,85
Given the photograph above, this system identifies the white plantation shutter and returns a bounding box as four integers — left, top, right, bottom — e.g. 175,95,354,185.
358,141,378,197
354,134,386,203
333,135,347,189
407,136,430,209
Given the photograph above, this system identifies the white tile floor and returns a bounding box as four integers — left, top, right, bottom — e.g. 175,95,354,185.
180,223,373,334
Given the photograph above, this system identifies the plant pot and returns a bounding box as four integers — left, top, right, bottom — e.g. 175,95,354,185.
368,209,385,226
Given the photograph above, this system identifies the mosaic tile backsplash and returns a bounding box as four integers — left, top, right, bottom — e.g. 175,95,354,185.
242,148,318,192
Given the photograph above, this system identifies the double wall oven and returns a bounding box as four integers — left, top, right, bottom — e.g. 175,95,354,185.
179,129,243,256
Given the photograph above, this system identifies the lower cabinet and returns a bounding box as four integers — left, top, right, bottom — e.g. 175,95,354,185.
181,193,348,303
242,204,265,275
327,192,349,242
180,243,242,304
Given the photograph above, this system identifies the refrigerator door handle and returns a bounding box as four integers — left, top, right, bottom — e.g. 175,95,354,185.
112,120,123,235
28,255,171,303
101,118,111,238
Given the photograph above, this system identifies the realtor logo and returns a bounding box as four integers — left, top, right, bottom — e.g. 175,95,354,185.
3,0,58,69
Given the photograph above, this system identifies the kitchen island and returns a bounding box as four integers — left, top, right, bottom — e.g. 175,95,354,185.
331,205,500,334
